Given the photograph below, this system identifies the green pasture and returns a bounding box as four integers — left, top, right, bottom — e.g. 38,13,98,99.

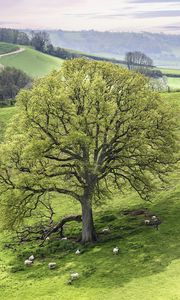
0,46,63,78
167,78,180,91
160,67,180,75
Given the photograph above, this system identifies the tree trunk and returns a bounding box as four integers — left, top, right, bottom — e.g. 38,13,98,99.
81,199,97,243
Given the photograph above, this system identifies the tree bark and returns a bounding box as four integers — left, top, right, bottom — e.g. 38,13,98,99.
81,199,97,243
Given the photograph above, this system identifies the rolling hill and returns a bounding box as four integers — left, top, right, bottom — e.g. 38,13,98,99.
0,44,64,78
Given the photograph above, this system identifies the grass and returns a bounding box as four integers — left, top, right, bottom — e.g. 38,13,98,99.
0,189,180,300
0,46,64,78
160,67,180,75
159,67,180,90
0,92,180,299
155,67,180,91
0,42,19,55
167,78,180,91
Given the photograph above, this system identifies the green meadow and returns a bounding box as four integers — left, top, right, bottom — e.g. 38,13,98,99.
160,67,180,75
159,67,180,91
0,92,179,300
167,78,180,91
0,46,63,78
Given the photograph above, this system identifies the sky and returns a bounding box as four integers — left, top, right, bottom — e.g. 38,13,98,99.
0,0,180,33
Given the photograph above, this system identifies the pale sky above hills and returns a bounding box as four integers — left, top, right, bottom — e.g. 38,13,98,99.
0,0,180,33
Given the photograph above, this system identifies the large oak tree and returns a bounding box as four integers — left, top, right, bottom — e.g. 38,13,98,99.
0,59,178,243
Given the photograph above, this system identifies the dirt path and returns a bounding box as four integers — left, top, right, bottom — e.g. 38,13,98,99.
0,47,25,58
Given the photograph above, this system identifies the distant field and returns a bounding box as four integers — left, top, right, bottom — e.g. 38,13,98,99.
167,77,180,91
0,46,64,78
157,67,180,91
160,68,180,75
0,42,19,55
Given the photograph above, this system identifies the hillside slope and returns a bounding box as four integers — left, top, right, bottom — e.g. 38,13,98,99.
0,46,64,78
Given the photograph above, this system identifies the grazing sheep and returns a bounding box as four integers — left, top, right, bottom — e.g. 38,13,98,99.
24,259,33,266
75,249,81,255
113,247,119,255
61,237,68,240
29,255,35,261
102,228,110,234
45,237,50,241
48,262,57,269
151,216,161,230
144,216,161,230
70,272,79,280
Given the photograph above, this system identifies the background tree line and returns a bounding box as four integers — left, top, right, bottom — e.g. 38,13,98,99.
0,28,157,70
0,28,30,45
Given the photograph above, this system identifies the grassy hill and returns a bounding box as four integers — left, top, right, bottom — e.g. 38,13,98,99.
0,42,19,55
0,46,64,78
0,92,180,300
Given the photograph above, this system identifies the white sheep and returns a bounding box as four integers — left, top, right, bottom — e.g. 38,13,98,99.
46,237,50,241
75,249,81,255
113,247,119,255
102,228,110,233
61,237,68,240
48,262,57,269
29,255,35,261
144,219,150,225
70,272,79,280
24,259,33,266
151,216,158,221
